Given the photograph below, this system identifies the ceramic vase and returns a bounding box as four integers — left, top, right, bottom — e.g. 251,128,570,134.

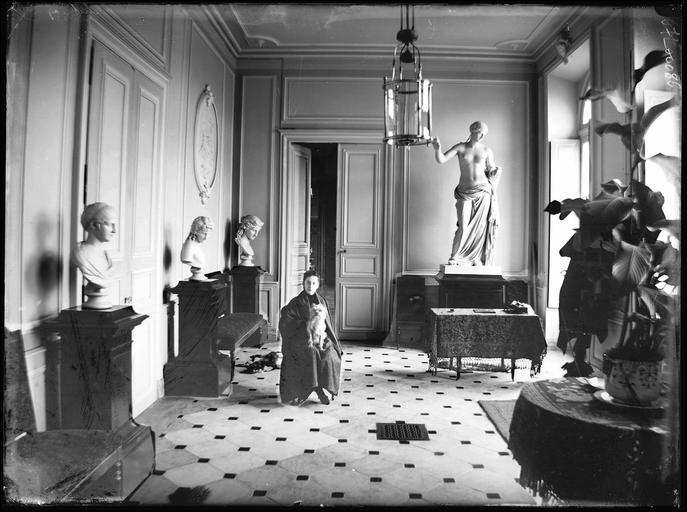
604,356,662,405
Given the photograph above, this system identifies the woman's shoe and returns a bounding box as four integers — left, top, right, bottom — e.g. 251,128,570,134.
315,387,330,405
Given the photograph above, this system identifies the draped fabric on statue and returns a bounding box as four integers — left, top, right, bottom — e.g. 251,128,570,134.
278,291,342,403
450,181,498,266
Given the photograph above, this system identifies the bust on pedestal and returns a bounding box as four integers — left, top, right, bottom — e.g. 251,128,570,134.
180,216,213,281
231,215,265,312
234,214,264,267
71,202,118,309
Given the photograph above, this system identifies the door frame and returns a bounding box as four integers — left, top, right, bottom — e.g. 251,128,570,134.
278,129,395,332
74,16,169,415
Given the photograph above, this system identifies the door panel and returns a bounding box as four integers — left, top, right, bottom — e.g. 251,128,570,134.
336,144,383,339
86,40,164,416
284,144,311,303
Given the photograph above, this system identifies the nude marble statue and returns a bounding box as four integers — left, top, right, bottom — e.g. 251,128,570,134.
431,121,502,266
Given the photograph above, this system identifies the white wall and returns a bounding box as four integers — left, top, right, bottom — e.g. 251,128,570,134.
406,80,530,275
547,75,579,140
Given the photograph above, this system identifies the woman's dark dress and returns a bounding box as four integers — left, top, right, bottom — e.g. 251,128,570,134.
278,291,342,403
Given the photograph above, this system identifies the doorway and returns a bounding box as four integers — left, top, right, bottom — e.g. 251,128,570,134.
301,143,338,317
545,39,590,339
281,133,388,342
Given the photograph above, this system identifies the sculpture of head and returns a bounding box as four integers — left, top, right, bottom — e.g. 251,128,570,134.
187,216,213,243
469,121,488,142
237,214,264,240
80,202,118,243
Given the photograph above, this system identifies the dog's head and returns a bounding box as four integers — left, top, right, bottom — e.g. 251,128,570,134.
309,303,326,318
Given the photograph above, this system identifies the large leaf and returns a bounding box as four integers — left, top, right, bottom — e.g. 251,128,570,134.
638,284,678,321
632,50,668,92
642,153,681,192
600,178,628,196
580,87,635,113
649,241,681,287
612,240,652,290
556,197,591,220
593,121,633,150
578,195,635,230
631,179,666,232
544,200,561,215
635,95,680,153
647,219,681,241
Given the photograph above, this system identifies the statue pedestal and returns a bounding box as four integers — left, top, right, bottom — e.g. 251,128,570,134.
49,306,148,431
42,306,154,501
435,266,507,309
164,279,233,397
229,266,265,347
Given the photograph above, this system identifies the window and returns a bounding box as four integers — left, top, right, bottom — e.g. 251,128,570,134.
578,74,591,199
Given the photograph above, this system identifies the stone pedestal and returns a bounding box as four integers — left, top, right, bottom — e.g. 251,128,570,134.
230,265,264,313
163,279,233,397
41,306,154,501
229,266,265,347
435,266,507,309
49,306,148,431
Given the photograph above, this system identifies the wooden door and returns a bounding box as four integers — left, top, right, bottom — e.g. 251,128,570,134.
336,144,384,340
283,143,312,304
85,40,164,416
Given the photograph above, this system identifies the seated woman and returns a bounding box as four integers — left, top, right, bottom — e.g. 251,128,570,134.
279,270,342,405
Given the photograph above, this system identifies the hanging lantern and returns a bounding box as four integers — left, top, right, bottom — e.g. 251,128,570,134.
383,5,433,146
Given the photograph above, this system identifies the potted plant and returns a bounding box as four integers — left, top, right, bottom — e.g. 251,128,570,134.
544,48,681,405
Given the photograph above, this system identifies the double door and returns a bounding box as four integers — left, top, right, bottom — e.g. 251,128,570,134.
285,142,387,340
84,40,165,415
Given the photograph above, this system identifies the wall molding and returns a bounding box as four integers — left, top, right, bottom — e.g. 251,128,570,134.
89,5,173,76
282,76,382,128
238,74,280,276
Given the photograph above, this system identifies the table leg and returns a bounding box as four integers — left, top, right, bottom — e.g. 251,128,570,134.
455,357,461,380
511,358,515,381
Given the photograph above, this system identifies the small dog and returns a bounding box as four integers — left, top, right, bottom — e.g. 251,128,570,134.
306,303,328,350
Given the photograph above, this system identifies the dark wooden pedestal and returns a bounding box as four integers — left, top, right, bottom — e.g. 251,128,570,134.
50,306,148,431
435,273,507,308
229,265,265,346
163,280,233,397
36,306,154,502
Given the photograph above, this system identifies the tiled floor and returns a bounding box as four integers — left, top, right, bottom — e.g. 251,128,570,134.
130,340,578,506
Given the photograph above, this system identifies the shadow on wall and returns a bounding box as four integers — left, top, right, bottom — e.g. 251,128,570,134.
223,219,233,270
31,215,63,320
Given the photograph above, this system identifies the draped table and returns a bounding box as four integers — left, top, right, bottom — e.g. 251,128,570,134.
508,377,675,506
426,307,547,380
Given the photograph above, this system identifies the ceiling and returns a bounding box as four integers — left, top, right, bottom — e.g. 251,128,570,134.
217,4,581,59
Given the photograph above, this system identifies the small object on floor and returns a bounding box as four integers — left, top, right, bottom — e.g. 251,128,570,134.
376,422,430,441
239,351,282,373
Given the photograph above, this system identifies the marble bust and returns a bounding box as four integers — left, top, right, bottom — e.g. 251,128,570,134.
72,202,118,309
234,214,264,267
180,216,213,281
